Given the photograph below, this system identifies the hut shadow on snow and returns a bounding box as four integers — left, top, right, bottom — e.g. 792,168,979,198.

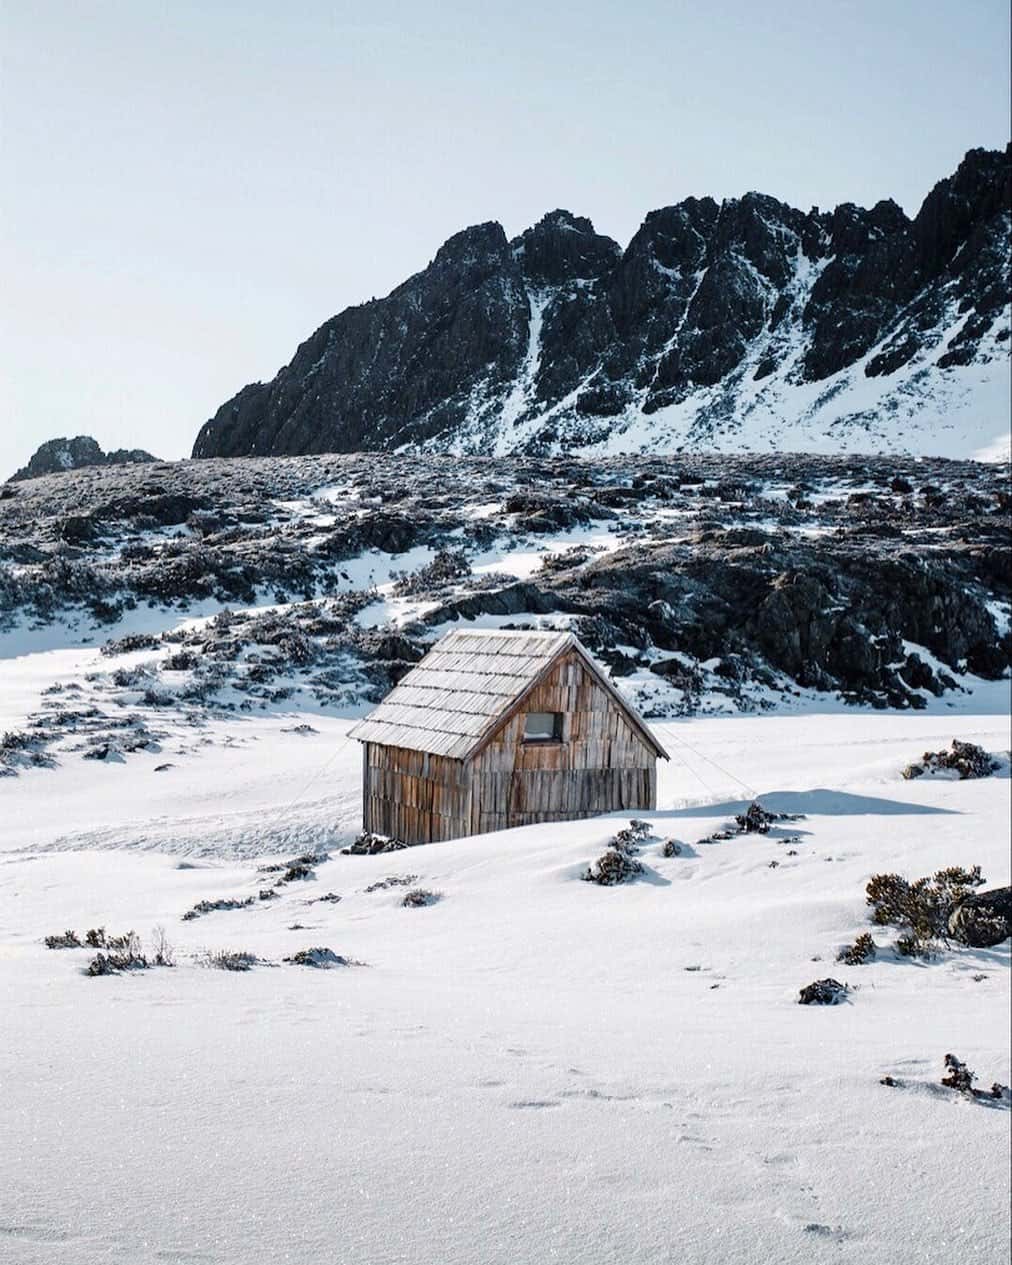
655,788,960,819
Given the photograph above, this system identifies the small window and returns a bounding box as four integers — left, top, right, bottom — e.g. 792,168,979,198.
523,711,563,742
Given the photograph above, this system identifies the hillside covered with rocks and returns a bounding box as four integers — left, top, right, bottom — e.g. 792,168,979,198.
1,452,1008,774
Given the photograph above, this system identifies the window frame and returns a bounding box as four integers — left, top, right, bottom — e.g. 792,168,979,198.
522,710,565,744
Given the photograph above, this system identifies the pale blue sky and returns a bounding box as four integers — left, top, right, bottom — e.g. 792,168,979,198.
2,0,1009,475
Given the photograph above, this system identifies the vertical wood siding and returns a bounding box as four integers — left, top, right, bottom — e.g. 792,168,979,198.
363,742,473,844
468,650,656,834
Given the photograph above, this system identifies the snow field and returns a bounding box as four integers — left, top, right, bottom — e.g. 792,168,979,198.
1,709,1009,1264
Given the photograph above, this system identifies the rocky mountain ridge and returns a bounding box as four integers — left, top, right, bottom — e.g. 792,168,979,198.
193,146,1011,461
11,436,157,483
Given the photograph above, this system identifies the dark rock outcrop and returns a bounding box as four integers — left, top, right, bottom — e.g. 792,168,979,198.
948,887,1012,947
11,437,157,482
193,147,1011,460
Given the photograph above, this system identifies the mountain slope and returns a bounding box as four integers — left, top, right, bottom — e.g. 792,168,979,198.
193,147,1011,461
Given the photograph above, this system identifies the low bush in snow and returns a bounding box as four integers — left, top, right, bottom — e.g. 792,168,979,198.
941,1053,975,1094
111,664,154,689
837,932,877,965
690,803,806,848
84,931,148,975
163,649,199,672
257,851,324,874
902,739,999,781
84,927,144,951
203,949,258,972
342,831,409,855
182,897,255,921
101,632,160,657
74,928,175,975
86,950,148,976
583,849,645,886
1,728,51,775
612,819,653,853
284,947,358,968
883,1056,1011,1104
401,888,441,908
866,865,986,956
798,978,850,1005
253,850,329,892
734,800,805,834
940,1054,1010,1103
583,818,655,885
151,924,175,967
661,839,683,857
894,933,933,959
279,861,315,882
44,929,82,949
365,874,419,893
735,802,778,834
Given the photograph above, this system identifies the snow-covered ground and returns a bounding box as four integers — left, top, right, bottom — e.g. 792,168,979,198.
2,664,1009,1263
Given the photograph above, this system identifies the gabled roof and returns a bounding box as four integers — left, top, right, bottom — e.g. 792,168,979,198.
347,628,669,762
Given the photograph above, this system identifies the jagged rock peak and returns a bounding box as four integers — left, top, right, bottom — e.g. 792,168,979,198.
513,209,620,286
524,208,603,237
432,221,510,269
10,436,157,483
193,145,1011,462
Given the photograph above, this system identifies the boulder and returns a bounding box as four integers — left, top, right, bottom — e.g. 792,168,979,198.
948,887,1012,947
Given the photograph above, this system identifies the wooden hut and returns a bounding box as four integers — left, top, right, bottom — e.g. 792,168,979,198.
347,629,669,844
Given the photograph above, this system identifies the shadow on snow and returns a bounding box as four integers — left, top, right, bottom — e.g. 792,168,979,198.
656,788,961,819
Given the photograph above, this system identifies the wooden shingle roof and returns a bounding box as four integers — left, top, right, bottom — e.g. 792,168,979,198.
347,628,668,761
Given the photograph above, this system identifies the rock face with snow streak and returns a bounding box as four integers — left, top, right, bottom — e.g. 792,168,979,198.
193,146,1011,460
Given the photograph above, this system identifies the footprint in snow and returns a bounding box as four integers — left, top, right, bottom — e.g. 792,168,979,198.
675,1133,714,1150
0,1223,81,1244
802,1222,852,1243
560,1087,640,1103
774,1207,857,1243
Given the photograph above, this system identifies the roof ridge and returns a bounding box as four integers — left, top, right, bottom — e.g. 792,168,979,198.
348,628,667,762
436,628,571,640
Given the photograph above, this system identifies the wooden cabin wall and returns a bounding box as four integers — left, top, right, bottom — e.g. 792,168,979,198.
362,742,471,844
468,651,657,834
